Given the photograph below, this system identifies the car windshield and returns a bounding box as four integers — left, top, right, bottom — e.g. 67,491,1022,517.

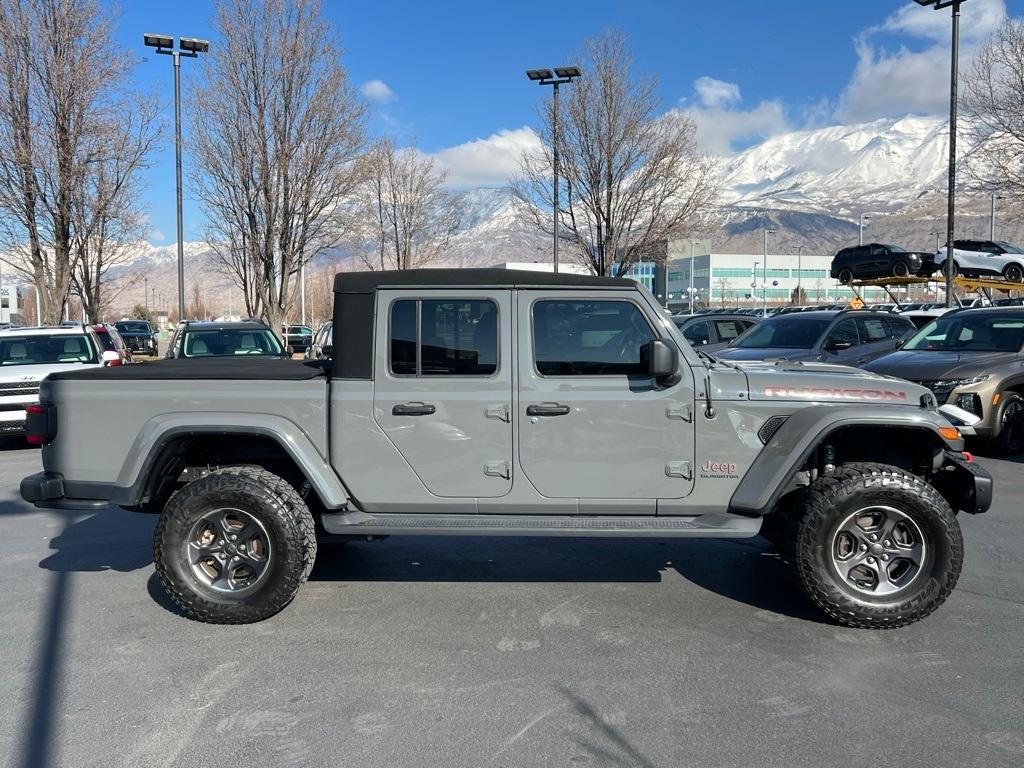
182,328,285,357
0,334,98,366
886,244,907,253
994,241,1024,255
734,316,832,349
116,321,151,334
903,313,1024,352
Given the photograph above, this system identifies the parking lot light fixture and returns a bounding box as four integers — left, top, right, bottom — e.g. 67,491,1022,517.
763,228,776,315
914,0,965,308
144,34,210,322
990,192,1003,241
525,65,581,273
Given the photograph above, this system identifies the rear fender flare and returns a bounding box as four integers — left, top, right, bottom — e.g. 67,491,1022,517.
728,405,961,517
111,412,349,509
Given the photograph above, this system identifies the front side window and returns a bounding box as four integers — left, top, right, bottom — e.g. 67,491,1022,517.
824,319,860,349
681,320,710,346
0,334,98,366
389,299,498,376
532,299,655,376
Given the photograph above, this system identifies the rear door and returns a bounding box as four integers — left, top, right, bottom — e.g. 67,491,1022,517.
372,290,513,498
854,315,896,364
516,291,696,504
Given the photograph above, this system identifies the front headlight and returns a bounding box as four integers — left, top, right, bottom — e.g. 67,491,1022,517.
937,374,990,389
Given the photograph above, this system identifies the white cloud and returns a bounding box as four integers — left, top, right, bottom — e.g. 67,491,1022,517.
836,0,1007,122
679,77,790,154
361,79,395,103
694,76,741,109
428,127,542,187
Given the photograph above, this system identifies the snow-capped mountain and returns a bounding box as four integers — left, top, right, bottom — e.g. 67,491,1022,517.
721,115,952,214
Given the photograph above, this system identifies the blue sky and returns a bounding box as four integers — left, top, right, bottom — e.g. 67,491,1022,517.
115,0,1023,245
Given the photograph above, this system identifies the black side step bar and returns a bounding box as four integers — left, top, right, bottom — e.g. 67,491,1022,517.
320,511,761,538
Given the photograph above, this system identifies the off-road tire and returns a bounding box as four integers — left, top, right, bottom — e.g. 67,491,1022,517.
837,268,853,285
892,261,910,278
994,392,1024,455
1003,263,1024,283
154,466,317,624
791,462,962,629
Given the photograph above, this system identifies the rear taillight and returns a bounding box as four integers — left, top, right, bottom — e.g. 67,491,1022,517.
26,403,55,445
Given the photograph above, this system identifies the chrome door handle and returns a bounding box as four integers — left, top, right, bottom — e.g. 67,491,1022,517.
392,402,436,416
526,403,570,416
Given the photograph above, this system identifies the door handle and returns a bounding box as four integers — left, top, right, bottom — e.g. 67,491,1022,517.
526,403,571,417
392,402,436,416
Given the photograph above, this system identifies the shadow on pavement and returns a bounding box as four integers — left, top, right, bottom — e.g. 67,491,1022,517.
309,535,822,623
2,502,154,768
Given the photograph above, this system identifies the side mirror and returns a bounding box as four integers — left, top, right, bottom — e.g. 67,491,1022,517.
101,350,121,366
320,344,333,358
824,339,853,353
642,339,679,383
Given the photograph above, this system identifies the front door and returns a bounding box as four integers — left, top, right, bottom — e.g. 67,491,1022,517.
372,290,513,498
516,291,696,501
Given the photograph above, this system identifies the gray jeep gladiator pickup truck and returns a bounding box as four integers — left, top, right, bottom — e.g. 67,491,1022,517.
21,269,992,627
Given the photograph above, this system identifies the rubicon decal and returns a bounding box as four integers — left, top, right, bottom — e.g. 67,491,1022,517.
763,386,907,402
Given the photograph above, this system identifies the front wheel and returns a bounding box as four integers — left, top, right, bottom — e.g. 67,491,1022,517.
154,466,317,623
892,261,910,278
790,463,962,629
995,392,1024,454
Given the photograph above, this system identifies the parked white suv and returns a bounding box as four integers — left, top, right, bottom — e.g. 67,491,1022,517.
933,240,1024,282
0,326,109,436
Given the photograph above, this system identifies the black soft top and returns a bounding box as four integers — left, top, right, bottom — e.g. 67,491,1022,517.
334,268,632,293
332,268,635,379
47,357,325,381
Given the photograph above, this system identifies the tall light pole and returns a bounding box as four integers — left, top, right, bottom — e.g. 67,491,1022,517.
763,228,776,315
144,34,210,321
990,192,1002,241
914,0,963,308
688,240,697,315
752,261,759,310
526,66,581,274
930,229,942,252
859,213,871,246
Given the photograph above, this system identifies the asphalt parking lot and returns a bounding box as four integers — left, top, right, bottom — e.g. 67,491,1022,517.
1,442,1022,768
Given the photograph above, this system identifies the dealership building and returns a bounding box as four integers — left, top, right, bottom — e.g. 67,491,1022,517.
621,241,901,311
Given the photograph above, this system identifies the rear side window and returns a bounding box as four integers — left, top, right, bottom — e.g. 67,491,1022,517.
856,317,889,343
713,319,746,342
532,299,655,376
389,299,498,376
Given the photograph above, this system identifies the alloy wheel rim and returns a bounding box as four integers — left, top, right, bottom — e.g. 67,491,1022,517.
186,508,272,593
1002,401,1024,451
829,505,927,597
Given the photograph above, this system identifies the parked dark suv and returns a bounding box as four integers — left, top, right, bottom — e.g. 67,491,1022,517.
165,320,287,359
716,310,917,366
831,244,929,284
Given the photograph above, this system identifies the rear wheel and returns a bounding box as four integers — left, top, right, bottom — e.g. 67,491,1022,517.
995,392,1024,454
790,463,962,629
1003,263,1024,283
154,466,317,623
892,261,910,278
837,267,854,285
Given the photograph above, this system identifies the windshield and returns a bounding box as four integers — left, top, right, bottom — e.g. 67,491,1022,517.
182,328,285,358
886,244,907,253
734,316,832,349
0,334,98,366
116,321,151,334
994,241,1024,255
903,313,1024,352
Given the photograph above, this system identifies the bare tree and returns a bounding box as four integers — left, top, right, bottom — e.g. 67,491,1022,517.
350,139,459,271
964,17,1024,209
514,30,720,277
72,96,160,321
190,0,366,332
0,0,140,324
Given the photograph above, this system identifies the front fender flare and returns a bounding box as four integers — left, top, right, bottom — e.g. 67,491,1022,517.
728,405,961,517
109,412,350,509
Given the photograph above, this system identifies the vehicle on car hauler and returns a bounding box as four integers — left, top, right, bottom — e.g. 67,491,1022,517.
21,269,992,627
